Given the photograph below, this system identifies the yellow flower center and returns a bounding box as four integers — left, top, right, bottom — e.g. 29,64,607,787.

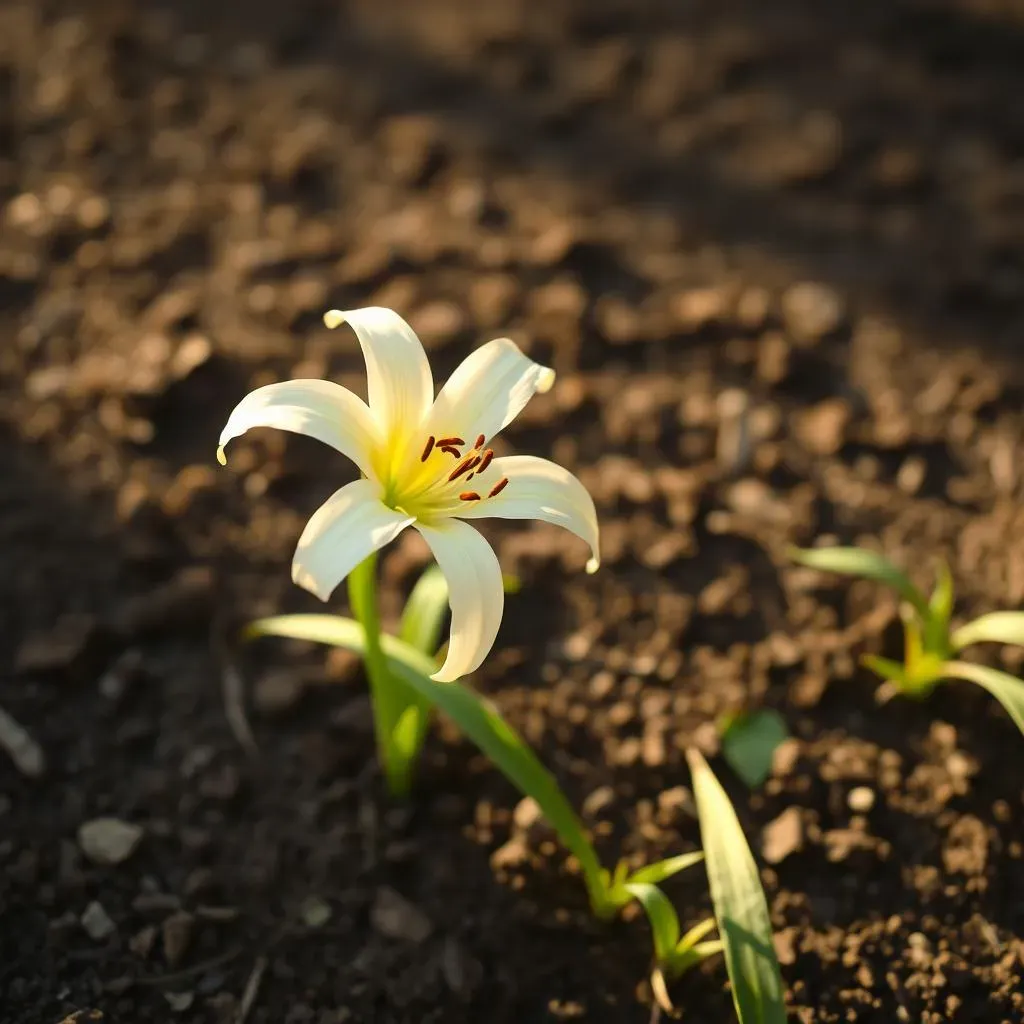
377,429,509,523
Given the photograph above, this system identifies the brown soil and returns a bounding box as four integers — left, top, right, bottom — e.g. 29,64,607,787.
2,0,1024,1021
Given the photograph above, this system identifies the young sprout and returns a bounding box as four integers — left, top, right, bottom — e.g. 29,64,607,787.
631,750,786,1020
688,749,786,1023
791,545,1024,736
625,883,722,1014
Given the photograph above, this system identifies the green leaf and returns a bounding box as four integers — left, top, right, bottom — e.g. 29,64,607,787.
246,613,613,916
672,917,723,977
860,651,909,684
624,882,680,965
673,939,724,973
860,654,907,684
924,560,954,653
400,566,522,657
720,710,789,788
942,660,1024,736
789,546,927,618
399,564,450,657
902,609,924,667
625,850,705,888
676,915,719,954
687,749,787,1024
951,612,1024,652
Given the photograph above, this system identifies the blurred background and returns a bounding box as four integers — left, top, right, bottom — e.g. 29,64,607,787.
3,1,1024,1021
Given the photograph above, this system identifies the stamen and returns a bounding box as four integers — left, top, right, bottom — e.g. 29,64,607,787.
459,491,481,501
474,433,486,450
436,436,465,447
420,435,435,462
477,448,494,474
439,444,461,457
447,455,477,481
488,477,509,498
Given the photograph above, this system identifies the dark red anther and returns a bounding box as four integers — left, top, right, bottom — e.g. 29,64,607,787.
459,491,481,501
447,455,476,481
420,435,435,462
436,436,465,447
474,433,486,450
477,448,494,474
488,477,509,498
439,444,461,457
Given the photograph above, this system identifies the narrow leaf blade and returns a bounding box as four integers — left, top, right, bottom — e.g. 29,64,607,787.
676,916,719,953
626,850,705,888
399,564,450,656
687,749,787,1024
860,654,907,685
943,660,1024,736
400,566,522,656
951,612,1024,652
247,614,610,914
789,546,927,616
720,709,789,788
624,882,680,964
924,560,954,652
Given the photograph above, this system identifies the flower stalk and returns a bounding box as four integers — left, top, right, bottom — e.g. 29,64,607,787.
347,553,427,797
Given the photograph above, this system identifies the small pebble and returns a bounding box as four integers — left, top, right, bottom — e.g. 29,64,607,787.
164,991,195,1013
848,786,876,813
0,706,45,777
795,398,850,456
78,818,144,866
782,281,845,343
300,896,332,929
81,901,116,940
161,911,194,968
762,806,804,864
130,924,157,958
370,887,432,943
513,796,542,830
16,614,97,674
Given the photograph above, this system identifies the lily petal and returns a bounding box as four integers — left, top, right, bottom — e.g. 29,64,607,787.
424,338,554,446
415,518,504,682
456,455,600,573
218,379,379,478
292,479,413,601
323,307,434,443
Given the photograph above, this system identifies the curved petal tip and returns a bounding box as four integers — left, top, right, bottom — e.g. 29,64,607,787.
216,445,228,466
323,309,345,329
586,556,600,574
537,366,556,393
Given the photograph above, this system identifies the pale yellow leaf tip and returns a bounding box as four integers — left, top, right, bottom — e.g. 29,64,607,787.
216,445,227,466
538,366,556,393
586,556,600,575
323,309,346,330
650,967,674,1014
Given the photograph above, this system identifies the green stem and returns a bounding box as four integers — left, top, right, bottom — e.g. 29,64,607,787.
348,553,419,797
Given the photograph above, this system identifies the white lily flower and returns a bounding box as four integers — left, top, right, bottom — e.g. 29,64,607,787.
218,306,600,682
